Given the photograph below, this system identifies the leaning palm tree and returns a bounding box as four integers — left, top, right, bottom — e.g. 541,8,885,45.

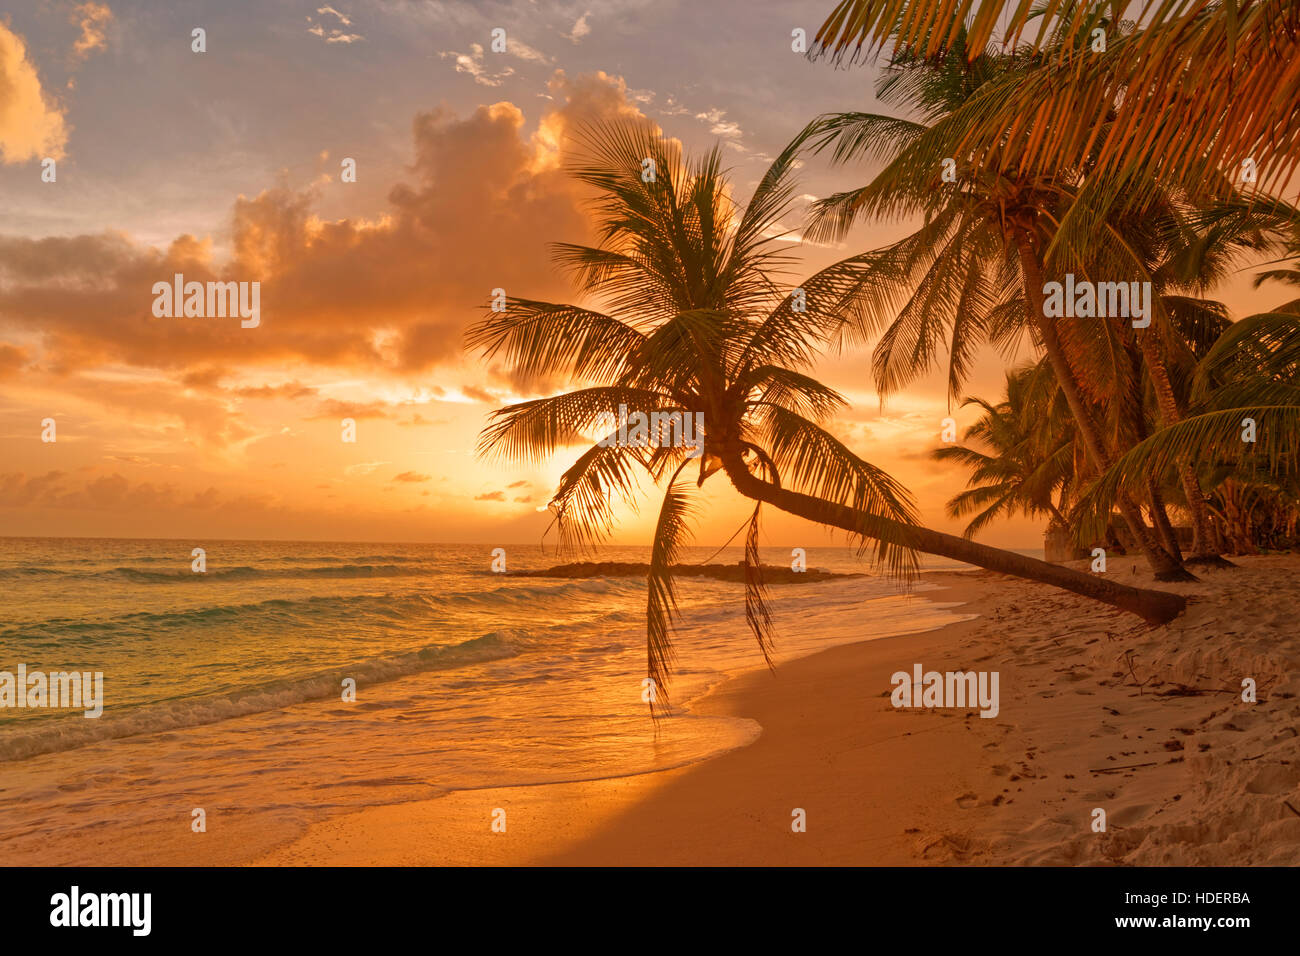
466,120,1186,703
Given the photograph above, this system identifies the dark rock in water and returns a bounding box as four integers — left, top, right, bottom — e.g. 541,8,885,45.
514,561,862,583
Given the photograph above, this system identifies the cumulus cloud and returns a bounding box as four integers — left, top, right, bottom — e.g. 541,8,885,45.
0,22,69,162
0,72,651,392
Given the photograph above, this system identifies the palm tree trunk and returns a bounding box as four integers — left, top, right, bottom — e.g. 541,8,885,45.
1125,380,1181,562
1176,463,1225,561
1147,473,1183,563
1221,480,1259,554
1012,233,1193,581
719,448,1187,625
1134,328,1230,564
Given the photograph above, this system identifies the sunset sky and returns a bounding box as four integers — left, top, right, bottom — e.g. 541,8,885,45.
0,0,1288,549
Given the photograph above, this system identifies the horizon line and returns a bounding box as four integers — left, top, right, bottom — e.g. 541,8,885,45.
0,533,1046,551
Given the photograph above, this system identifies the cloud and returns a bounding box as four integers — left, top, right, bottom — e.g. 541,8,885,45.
71,2,113,59
567,12,592,43
308,399,390,420
0,470,175,511
232,381,317,401
0,22,69,162
440,44,514,87
460,383,496,403
474,490,506,501
507,38,551,64
343,460,388,476
0,470,305,530
0,343,27,378
0,72,648,392
317,5,352,26
440,32,552,86
695,107,742,139
657,95,692,117
392,471,431,483
397,412,447,427
53,374,257,448
506,479,529,488
307,6,363,44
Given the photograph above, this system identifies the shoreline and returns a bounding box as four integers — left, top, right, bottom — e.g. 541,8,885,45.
0,567,971,867
252,557,1300,866
250,571,996,865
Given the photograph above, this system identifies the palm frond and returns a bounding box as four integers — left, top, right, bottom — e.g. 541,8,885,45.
547,438,643,552
465,298,647,384
756,404,920,578
743,499,776,672
645,461,698,712
1079,404,1300,540
477,386,673,462
813,1,1300,213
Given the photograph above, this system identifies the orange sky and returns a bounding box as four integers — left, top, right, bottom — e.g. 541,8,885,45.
0,2,1293,551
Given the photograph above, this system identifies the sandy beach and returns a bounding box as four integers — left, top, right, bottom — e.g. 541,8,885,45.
251,554,1300,866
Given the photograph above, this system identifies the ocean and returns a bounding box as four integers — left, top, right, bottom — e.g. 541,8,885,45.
0,537,989,863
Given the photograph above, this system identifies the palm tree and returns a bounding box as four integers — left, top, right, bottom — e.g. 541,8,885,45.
804,0,1298,563
1134,196,1300,557
793,29,1199,579
932,363,1076,538
1080,311,1300,546
466,120,1186,702
811,0,1300,211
